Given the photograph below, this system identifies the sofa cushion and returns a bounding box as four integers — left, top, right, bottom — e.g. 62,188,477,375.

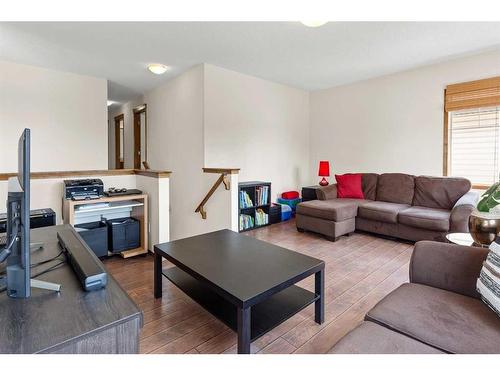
376,173,415,205
398,206,450,231
296,199,369,222
336,173,364,199
365,283,500,354
413,176,471,209
357,201,410,224
362,173,378,201
330,321,443,354
477,243,500,317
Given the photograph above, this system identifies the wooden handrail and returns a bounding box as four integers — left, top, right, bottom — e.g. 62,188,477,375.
195,169,236,219
202,168,240,175
0,168,171,181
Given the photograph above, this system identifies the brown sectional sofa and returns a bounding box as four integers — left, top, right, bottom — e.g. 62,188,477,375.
330,241,500,353
296,173,477,242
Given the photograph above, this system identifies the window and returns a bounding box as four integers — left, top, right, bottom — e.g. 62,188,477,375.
448,107,500,186
444,76,500,188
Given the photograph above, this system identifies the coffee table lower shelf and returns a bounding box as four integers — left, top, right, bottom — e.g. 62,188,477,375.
162,266,319,342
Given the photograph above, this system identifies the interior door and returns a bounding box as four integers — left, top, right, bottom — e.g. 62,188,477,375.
114,114,125,169
133,104,147,169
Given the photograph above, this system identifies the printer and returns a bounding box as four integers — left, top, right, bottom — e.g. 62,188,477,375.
63,179,104,200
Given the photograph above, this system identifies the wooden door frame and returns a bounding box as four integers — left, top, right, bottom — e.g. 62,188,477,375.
114,114,125,169
133,104,147,169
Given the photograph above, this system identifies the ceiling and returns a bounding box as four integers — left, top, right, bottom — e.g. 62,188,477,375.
2,22,500,103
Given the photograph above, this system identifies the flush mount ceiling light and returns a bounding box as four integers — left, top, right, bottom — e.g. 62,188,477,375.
300,21,328,28
148,64,168,75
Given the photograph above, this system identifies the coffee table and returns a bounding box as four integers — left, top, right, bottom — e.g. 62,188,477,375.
154,229,325,354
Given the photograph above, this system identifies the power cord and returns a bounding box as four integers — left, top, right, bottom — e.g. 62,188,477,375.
0,217,20,261
0,247,67,294
0,250,65,277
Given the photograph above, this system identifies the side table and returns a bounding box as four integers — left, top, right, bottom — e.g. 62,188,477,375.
446,232,489,248
301,185,321,202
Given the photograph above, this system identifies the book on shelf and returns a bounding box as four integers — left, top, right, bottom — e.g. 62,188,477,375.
239,190,254,208
255,208,269,226
239,214,255,231
255,185,269,206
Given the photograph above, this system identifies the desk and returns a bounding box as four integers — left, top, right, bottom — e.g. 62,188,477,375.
0,225,142,353
62,194,148,258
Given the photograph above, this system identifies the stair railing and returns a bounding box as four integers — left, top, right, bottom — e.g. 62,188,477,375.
195,168,240,219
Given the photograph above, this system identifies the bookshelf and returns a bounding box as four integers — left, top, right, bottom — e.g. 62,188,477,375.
238,181,271,232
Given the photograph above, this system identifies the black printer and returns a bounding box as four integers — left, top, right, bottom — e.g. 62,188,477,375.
63,179,104,200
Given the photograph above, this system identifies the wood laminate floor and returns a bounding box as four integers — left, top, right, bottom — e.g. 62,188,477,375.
104,219,413,354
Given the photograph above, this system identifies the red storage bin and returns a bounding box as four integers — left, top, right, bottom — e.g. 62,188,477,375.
281,191,299,200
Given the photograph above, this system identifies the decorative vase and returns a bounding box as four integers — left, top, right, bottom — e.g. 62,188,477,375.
468,208,500,246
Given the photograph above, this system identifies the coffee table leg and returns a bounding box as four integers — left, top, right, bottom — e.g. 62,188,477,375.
237,307,251,354
154,252,163,299
315,268,325,324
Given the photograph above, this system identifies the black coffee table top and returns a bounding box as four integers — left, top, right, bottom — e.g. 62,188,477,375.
154,229,324,307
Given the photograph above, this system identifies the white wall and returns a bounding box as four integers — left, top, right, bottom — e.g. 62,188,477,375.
107,97,144,169
144,65,236,240
309,49,500,181
0,60,108,172
203,64,310,199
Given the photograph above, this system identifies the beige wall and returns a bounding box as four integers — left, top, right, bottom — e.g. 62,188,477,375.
309,49,500,181
0,60,108,172
203,64,310,199
144,65,236,240
107,97,144,169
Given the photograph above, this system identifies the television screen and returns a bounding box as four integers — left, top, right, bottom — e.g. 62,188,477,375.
18,129,30,191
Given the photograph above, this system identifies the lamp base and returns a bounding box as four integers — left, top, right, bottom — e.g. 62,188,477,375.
319,177,329,186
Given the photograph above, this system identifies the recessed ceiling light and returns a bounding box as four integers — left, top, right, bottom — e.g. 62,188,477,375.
300,21,328,28
148,64,169,75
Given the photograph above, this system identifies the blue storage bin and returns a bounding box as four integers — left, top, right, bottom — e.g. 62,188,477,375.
277,197,302,212
280,204,292,221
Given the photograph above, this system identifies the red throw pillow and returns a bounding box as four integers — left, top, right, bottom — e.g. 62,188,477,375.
335,174,364,199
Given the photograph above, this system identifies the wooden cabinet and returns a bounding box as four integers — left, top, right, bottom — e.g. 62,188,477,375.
62,194,148,258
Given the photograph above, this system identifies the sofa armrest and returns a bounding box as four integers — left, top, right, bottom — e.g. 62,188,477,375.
316,184,337,200
450,204,474,232
449,191,479,232
409,240,488,299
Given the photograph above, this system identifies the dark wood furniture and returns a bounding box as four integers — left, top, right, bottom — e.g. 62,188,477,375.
301,185,321,202
0,225,142,353
154,229,325,354
239,181,271,232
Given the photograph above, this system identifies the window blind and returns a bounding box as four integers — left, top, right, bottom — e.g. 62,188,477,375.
448,106,500,186
445,76,500,111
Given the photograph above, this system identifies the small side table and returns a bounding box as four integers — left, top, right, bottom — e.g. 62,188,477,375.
302,185,321,202
446,232,489,248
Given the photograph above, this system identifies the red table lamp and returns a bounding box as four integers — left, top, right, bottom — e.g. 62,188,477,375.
318,161,330,186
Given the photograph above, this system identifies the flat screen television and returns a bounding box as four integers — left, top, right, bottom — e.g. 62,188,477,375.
0,128,31,298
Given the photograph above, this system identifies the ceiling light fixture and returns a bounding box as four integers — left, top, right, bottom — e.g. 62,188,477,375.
300,21,328,28
148,64,168,75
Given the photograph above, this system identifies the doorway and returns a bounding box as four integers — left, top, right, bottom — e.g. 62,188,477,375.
114,114,125,169
133,104,148,169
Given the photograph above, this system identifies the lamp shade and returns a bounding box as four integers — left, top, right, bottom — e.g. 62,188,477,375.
318,161,330,177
